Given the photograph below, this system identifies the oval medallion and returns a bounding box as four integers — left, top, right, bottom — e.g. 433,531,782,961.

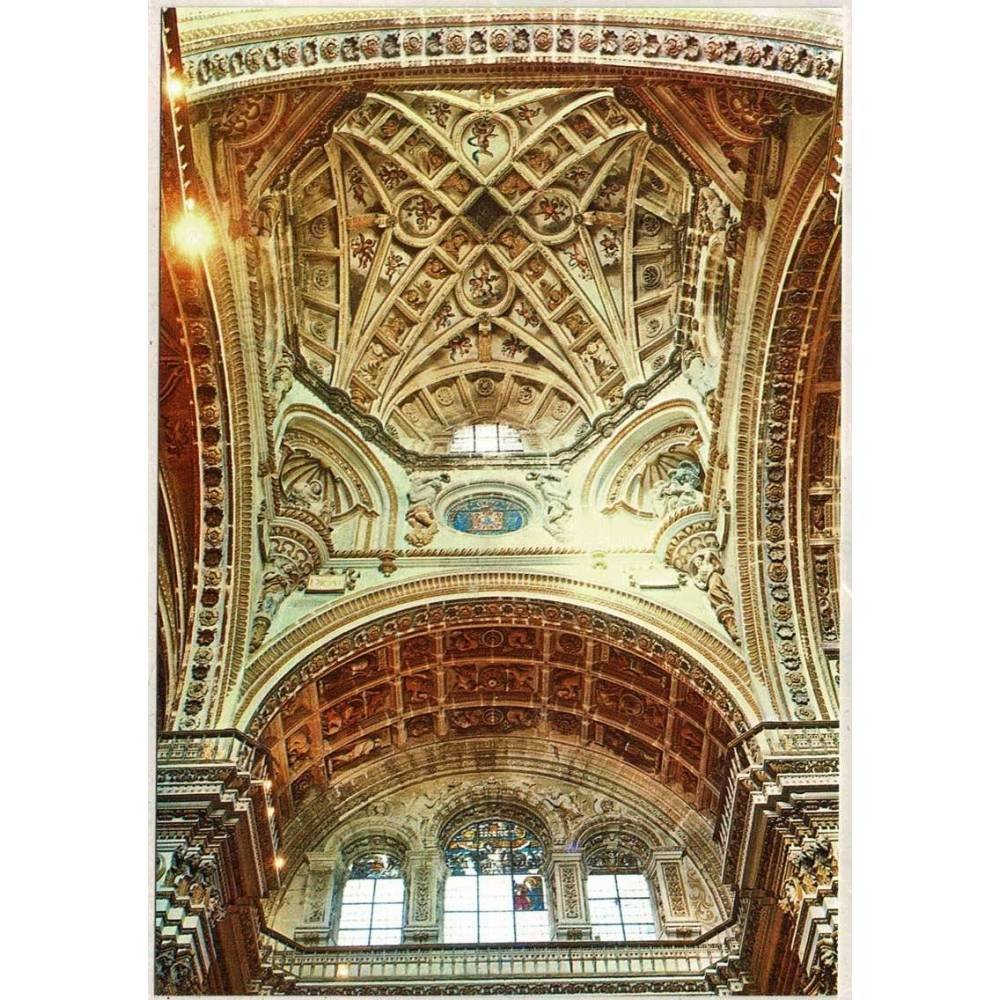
446,494,529,535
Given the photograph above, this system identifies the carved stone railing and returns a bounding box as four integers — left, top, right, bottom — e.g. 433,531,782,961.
257,931,738,995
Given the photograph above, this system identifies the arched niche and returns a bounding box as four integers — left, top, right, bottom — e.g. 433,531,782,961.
581,400,709,518
275,405,400,546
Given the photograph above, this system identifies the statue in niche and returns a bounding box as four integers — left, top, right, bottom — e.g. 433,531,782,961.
651,460,703,518
526,468,572,540
280,451,354,530
405,472,451,547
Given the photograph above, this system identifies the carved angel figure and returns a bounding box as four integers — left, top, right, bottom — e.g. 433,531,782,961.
526,468,572,539
405,472,451,547
687,546,740,643
651,460,703,518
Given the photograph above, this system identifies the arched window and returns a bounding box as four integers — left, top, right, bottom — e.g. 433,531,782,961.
585,837,657,942
449,423,524,454
336,854,405,946
443,819,549,943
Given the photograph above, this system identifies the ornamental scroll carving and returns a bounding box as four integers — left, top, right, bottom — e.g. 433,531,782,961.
664,861,689,917
411,863,434,923
163,845,226,924
557,863,582,920
778,837,838,915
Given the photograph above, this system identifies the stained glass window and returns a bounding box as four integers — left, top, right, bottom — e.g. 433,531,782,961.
336,854,405,946
586,870,657,942
449,423,524,454
443,819,550,943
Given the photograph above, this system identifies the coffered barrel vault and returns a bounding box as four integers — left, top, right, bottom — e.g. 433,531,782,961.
157,6,842,996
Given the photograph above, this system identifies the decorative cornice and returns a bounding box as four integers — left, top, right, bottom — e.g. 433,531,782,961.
180,18,840,105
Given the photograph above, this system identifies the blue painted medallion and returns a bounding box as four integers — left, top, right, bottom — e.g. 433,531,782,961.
446,495,528,535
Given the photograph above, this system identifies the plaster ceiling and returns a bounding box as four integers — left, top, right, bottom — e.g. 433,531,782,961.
287,87,692,455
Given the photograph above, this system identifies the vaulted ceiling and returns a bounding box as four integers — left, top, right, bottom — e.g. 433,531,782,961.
284,87,690,455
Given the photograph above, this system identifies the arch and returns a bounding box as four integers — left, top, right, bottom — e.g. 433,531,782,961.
436,796,553,857
276,405,400,545
581,399,709,512
237,574,759,726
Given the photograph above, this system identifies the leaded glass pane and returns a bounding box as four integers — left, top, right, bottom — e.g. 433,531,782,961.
514,911,550,941
478,874,513,909
616,874,649,898
373,878,404,903
443,912,477,943
341,879,375,903
336,928,369,946
479,911,514,942
371,902,403,927
338,903,371,929
586,875,617,898
348,853,402,879
620,896,654,923
444,876,477,909
593,923,625,942
442,817,549,943
338,858,404,946
624,924,657,940
369,928,402,945
585,871,657,942
588,898,621,924
512,874,545,911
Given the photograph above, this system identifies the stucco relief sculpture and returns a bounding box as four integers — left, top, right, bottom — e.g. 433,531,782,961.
405,472,451,546
651,460,704,518
159,6,843,992
526,468,573,540
666,524,741,644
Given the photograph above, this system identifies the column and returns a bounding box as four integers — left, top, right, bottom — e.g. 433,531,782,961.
294,854,341,946
545,851,591,941
403,849,444,942
646,849,701,939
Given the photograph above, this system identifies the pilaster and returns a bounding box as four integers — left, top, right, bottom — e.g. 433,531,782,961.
403,849,444,943
647,849,702,939
545,851,591,941
156,730,280,995
294,853,340,946
717,722,840,995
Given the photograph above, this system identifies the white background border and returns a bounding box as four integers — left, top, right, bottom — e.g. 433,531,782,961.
2,2,996,998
